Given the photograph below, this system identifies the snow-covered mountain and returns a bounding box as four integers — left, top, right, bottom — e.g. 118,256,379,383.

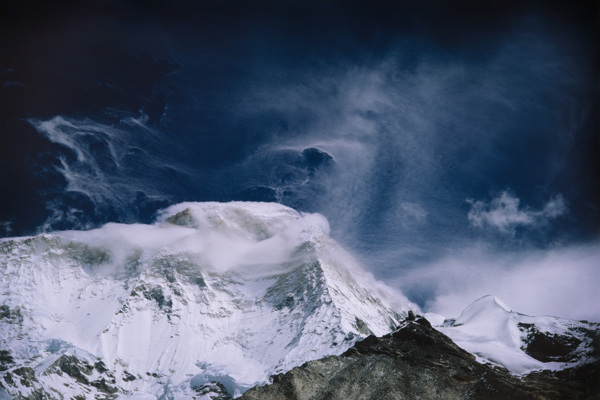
428,295,599,375
0,202,597,399
239,312,598,400
238,297,598,400
0,202,413,400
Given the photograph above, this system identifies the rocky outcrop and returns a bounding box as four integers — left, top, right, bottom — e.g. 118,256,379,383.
241,317,599,400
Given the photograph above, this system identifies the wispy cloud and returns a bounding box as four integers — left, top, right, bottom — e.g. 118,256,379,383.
0,221,13,237
400,202,428,222
467,191,567,234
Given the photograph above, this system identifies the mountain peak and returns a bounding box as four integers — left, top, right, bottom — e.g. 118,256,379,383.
438,295,599,375
161,201,309,241
0,201,411,399
454,295,512,325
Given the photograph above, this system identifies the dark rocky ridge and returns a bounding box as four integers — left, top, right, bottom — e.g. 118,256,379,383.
240,317,599,400
518,322,593,363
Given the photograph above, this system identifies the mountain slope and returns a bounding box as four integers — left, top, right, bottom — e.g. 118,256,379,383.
240,316,599,400
433,295,600,375
0,202,412,400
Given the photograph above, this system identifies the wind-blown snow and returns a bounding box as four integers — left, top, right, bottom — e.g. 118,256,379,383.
0,201,413,399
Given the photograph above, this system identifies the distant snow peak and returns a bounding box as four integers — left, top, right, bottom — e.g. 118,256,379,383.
454,294,512,325
0,201,409,400
435,295,599,375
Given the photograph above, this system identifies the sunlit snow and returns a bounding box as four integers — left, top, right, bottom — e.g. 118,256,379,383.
0,202,412,398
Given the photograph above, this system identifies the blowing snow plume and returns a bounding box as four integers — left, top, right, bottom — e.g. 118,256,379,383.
28,115,190,232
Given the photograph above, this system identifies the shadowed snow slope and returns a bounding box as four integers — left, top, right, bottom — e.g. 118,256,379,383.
0,202,413,399
431,295,599,375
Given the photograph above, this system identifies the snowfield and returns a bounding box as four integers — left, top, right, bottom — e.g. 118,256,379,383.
430,295,598,375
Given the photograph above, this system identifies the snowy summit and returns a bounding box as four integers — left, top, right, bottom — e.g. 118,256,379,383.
0,202,412,399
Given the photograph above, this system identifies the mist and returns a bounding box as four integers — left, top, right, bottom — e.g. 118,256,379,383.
398,242,600,321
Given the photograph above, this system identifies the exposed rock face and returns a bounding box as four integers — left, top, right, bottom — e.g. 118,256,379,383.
519,322,592,363
191,381,232,400
240,317,600,400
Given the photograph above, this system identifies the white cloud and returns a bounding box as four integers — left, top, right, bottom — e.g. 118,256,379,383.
467,191,567,234
397,243,600,322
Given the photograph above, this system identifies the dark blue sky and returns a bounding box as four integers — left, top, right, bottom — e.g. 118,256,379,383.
1,0,598,318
